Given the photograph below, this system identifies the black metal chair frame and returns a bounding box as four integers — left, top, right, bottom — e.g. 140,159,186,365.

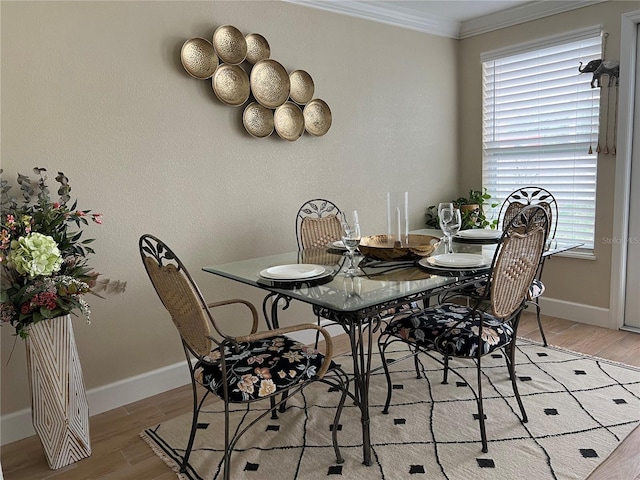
139,234,352,479
498,186,558,346
377,206,549,453
263,199,343,323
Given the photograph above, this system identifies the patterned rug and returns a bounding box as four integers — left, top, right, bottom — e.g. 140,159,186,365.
141,339,640,479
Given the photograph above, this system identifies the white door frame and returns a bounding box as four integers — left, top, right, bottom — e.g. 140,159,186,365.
610,10,640,330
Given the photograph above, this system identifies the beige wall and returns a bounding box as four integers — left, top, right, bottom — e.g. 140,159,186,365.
458,1,637,309
0,1,458,415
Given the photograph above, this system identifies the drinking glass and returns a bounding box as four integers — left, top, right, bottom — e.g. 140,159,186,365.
340,210,361,275
342,275,362,307
438,203,454,252
442,208,462,253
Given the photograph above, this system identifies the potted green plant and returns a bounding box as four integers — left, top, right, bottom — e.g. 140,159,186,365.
425,188,499,230
424,205,440,229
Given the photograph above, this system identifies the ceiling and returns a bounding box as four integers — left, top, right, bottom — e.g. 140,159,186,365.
385,0,531,23
286,1,605,38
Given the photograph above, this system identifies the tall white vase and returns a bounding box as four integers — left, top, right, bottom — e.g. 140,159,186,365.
25,314,91,469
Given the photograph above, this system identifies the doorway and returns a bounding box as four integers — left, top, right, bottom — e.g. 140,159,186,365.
613,11,640,331
623,23,640,330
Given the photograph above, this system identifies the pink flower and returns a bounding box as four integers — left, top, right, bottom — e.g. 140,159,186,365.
254,367,272,379
247,354,270,365
6,215,15,225
31,291,57,310
237,374,258,394
75,211,86,217
92,213,103,225
0,230,9,248
86,271,99,289
53,202,60,209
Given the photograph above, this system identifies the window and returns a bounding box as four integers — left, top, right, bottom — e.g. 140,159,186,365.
482,27,602,250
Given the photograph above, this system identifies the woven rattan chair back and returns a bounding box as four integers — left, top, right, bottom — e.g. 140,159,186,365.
499,187,557,240
139,234,215,357
489,206,548,319
296,199,342,250
139,235,349,478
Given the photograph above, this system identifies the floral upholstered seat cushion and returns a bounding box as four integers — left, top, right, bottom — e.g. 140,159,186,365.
527,279,545,299
383,303,514,357
195,336,335,402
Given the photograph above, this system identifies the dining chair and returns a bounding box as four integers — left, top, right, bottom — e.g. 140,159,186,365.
292,198,343,348
296,198,342,250
377,205,549,453
440,187,557,345
139,234,350,479
261,198,343,330
498,187,557,346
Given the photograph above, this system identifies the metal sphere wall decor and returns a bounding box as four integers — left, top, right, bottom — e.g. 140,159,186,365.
180,24,332,141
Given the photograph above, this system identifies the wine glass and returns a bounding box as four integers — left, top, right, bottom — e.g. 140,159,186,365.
340,210,361,275
442,208,461,253
438,203,454,253
342,275,362,307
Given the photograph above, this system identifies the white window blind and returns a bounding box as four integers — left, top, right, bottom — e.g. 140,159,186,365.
482,27,602,250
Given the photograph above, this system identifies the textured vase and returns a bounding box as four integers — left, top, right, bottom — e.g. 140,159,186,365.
25,314,91,469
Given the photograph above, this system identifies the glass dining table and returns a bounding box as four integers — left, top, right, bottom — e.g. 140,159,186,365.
202,230,582,466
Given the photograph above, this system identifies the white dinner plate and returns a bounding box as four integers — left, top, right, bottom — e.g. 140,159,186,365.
331,240,347,250
455,229,502,240
259,264,325,280
426,253,489,268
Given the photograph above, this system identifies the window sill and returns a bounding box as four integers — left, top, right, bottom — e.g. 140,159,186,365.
554,250,596,261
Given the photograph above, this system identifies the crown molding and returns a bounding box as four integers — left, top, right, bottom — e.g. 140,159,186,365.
460,1,607,38
284,0,461,38
284,1,607,39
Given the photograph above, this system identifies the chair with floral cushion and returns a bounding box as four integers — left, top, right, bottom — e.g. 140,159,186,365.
139,234,350,480
440,187,557,346
377,205,549,453
498,187,557,346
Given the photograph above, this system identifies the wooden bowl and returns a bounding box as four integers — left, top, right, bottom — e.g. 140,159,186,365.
358,234,440,261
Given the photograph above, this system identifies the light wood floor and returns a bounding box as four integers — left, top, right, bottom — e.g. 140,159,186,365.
2,311,639,480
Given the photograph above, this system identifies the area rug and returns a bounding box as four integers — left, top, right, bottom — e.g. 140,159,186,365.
141,339,640,479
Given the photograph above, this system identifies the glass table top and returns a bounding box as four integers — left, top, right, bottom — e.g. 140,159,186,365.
412,228,583,257
203,232,582,315
203,249,462,314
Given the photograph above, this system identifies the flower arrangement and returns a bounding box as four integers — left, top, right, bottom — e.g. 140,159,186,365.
1,167,105,338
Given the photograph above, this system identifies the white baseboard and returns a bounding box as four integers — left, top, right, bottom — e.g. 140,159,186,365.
538,297,612,328
1,320,344,446
2,300,608,446
1,359,191,446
